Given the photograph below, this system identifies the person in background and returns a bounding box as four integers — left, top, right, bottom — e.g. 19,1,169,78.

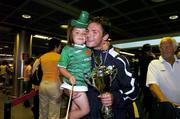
39,37,62,119
31,54,42,119
23,57,34,108
83,16,138,119
0,60,11,93
31,54,43,87
146,37,180,119
138,44,156,117
58,11,91,119
177,50,180,59
23,58,34,93
175,45,180,59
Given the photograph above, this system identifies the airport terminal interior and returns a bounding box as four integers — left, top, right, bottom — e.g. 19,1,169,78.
0,0,180,119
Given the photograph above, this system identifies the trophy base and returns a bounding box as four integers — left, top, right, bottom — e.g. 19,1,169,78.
101,106,113,119
102,115,113,119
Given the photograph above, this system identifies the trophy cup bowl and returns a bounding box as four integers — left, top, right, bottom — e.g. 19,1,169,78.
92,66,113,119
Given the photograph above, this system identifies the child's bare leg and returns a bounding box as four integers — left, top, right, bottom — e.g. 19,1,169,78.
71,101,79,111
69,92,89,119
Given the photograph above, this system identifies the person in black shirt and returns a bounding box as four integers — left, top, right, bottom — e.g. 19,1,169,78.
138,44,156,116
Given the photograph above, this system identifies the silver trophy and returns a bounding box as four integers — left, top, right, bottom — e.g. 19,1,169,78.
91,65,117,119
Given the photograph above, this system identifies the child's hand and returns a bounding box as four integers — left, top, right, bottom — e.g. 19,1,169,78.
69,76,76,85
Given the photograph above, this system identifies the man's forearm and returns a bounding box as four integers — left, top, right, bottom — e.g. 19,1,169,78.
149,84,169,102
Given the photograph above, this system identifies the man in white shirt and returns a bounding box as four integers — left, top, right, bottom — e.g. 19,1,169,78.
146,36,180,119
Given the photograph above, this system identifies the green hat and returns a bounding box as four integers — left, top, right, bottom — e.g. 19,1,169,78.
71,11,89,28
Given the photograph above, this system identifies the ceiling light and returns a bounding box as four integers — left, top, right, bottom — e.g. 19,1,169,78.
4,46,9,48
169,15,179,20
22,14,31,19
113,36,180,49
0,54,13,57
108,38,112,41
0,47,3,50
33,34,52,40
151,0,166,3
61,40,68,44
60,25,68,29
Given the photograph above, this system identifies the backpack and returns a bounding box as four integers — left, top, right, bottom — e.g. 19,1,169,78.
31,59,43,85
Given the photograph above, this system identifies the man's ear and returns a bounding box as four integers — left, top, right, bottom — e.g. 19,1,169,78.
103,34,109,41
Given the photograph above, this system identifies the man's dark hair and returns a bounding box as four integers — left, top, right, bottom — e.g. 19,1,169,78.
25,57,34,65
48,37,61,51
142,44,152,52
89,16,111,35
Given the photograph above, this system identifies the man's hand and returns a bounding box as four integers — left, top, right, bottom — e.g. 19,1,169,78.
98,92,113,107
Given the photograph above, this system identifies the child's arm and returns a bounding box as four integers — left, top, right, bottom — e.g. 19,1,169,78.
59,67,76,85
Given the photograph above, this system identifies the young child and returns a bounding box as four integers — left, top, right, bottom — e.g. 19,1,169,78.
58,11,91,119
